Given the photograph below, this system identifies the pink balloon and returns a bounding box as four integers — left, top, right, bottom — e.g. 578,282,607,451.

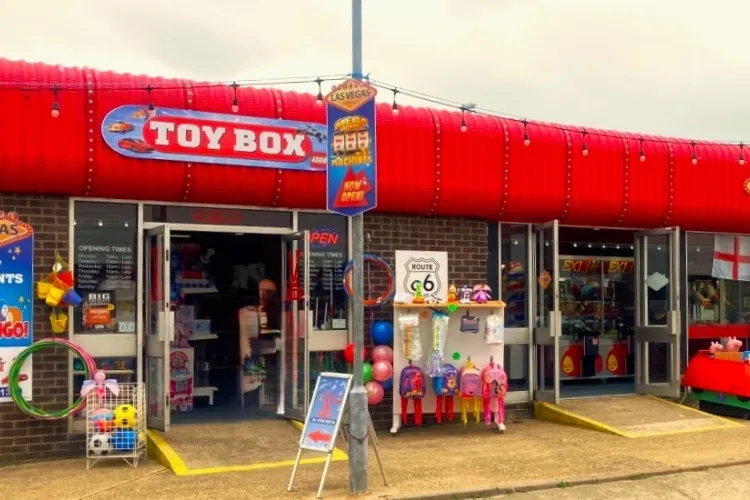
372,345,394,364
365,381,384,405
372,360,393,382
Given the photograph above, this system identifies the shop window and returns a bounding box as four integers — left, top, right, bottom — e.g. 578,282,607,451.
504,344,529,392
501,224,528,328
73,202,138,334
297,213,349,331
687,233,750,358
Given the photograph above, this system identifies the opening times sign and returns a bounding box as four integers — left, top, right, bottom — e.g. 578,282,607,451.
0,211,34,402
325,79,378,217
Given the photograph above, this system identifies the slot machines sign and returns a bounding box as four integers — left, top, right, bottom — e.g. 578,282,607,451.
324,78,378,217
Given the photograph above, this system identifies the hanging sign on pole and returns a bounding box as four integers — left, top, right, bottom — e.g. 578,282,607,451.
325,78,378,217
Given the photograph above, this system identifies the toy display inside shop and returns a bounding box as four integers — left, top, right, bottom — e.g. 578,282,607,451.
683,336,750,420
165,232,283,418
556,257,636,394
390,281,508,435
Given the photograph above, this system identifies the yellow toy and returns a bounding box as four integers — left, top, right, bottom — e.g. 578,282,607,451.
113,404,138,429
459,357,482,425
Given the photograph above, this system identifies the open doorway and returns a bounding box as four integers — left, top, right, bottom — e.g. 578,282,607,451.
166,230,283,424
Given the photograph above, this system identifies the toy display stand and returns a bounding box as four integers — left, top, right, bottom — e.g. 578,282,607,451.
85,382,146,469
390,300,506,435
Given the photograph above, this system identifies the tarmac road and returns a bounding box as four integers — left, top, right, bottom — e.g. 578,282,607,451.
490,464,750,500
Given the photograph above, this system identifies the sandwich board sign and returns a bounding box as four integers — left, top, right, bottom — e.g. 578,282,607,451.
287,372,388,498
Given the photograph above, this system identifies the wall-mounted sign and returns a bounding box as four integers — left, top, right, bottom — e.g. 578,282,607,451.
101,106,327,171
325,79,378,217
0,211,34,402
395,250,448,302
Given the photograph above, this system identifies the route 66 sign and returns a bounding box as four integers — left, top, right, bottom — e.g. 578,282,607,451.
395,251,449,302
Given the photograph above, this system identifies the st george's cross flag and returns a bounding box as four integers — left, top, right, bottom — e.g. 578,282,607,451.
712,235,750,281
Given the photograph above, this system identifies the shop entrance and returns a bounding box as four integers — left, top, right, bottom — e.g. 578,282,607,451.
143,224,309,432
533,222,681,403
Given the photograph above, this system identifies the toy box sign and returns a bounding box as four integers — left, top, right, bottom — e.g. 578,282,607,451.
0,211,34,403
102,106,327,171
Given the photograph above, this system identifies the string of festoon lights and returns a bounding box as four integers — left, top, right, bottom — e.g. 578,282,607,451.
2,73,749,166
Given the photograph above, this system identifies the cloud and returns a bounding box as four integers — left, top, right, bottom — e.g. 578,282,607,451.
1,0,749,140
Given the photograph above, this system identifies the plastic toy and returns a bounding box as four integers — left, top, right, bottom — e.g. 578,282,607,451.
88,433,111,456
344,343,367,364
472,284,492,304
447,284,458,303
363,362,374,383
458,286,472,304
371,321,394,346
709,341,723,353
373,360,394,382
427,312,449,377
459,358,482,425
481,357,508,433
433,363,459,423
683,350,750,419
485,313,504,345
343,254,395,307
113,404,138,429
372,345,394,364
366,380,385,405
399,362,426,426
8,338,97,419
726,337,743,352
112,429,138,450
460,313,480,333
412,282,425,304
398,313,422,361
81,370,120,401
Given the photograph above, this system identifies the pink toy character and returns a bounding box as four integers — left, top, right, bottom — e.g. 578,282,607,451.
471,284,492,304
480,358,508,433
81,370,120,400
709,342,724,354
726,337,743,352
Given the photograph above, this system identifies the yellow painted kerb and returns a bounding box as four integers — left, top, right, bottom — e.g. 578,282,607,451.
147,420,348,477
533,401,630,437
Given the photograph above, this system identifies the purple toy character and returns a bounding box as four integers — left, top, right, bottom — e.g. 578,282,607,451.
471,284,492,304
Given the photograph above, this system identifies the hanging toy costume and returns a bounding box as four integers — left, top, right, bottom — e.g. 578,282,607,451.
433,363,459,423
459,357,482,425
481,357,508,432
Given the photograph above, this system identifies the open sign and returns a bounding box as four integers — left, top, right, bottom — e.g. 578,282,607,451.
309,229,340,248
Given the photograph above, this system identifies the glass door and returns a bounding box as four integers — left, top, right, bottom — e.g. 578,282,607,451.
634,228,681,398
279,231,310,421
145,225,173,431
533,221,561,403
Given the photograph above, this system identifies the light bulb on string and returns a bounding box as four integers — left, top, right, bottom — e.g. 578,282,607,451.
391,87,399,115
639,136,646,162
146,84,155,117
691,141,698,165
460,107,468,133
230,81,239,113
50,84,60,118
522,119,530,146
315,77,323,106
581,128,589,156
739,142,746,166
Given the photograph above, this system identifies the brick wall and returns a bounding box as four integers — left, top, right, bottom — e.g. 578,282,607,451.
0,194,82,464
362,213,492,428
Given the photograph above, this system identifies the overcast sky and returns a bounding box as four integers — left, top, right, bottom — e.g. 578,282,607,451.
2,0,749,141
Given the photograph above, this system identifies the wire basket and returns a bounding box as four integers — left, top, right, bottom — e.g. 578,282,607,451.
85,382,146,469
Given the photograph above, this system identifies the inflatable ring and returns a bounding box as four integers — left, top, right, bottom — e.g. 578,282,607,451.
343,254,395,307
8,338,97,420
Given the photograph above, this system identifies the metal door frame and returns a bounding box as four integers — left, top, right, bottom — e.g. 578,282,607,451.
532,220,561,404
145,224,173,431
634,227,681,398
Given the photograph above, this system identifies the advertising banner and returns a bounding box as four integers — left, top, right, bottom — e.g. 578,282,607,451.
0,211,34,402
101,105,327,171
325,79,378,216
299,372,352,453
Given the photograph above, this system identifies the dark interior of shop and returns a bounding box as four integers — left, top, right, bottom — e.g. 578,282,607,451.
169,231,283,424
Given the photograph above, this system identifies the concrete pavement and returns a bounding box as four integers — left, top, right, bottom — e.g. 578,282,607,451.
490,464,750,499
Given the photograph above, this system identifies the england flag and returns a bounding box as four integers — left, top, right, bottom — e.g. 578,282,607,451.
712,235,750,281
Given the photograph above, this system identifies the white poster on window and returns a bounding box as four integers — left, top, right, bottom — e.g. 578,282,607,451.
395,250,449,302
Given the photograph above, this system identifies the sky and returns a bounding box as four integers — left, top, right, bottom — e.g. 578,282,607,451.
2,0,749,141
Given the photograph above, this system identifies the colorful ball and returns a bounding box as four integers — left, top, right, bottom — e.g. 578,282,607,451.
373,360,393,382
112,429,138,450
381,377,393,391
113,404,138,429
365,381,384,405
344,343,367,364
363,362,374,384
372,345,393,364
371,321,394,346
88,433,111,456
